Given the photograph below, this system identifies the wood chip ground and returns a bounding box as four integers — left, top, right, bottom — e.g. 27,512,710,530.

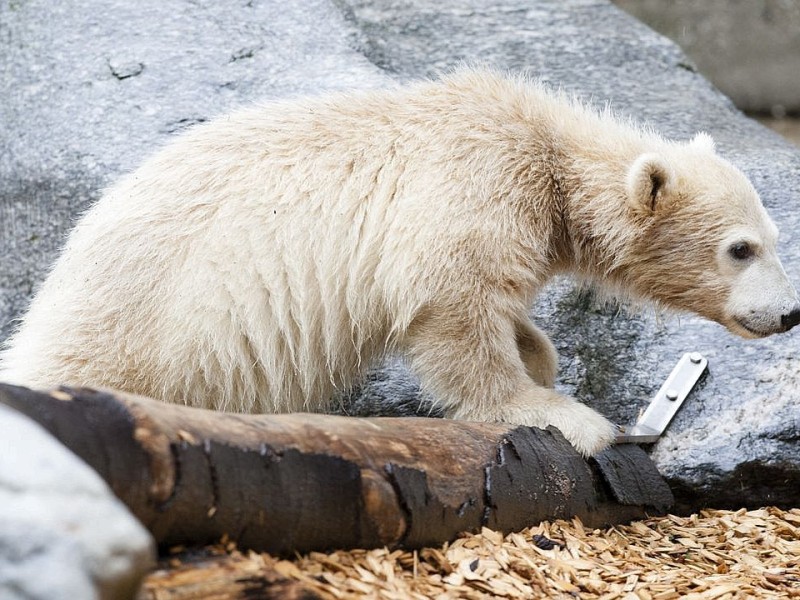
143,507,800,599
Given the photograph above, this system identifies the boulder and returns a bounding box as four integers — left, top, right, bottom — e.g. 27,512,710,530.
0,404,154,600
1,0,799,513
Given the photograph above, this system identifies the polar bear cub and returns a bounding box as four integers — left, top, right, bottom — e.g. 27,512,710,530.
2,69,798,456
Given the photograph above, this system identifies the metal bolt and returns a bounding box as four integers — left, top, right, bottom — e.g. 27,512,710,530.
689,352,703,364
666,389,679,401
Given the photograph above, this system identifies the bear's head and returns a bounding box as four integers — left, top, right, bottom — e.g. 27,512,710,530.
623,133,800,339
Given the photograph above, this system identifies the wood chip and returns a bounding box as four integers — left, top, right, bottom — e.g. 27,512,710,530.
143,508,800,599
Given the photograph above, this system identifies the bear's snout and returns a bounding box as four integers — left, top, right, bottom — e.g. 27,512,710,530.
780,307,800,332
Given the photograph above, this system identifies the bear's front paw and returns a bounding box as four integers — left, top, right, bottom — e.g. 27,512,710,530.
452,388,616,457
537,398,616,457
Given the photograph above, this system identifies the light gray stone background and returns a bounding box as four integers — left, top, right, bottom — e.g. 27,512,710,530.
2,2,799,564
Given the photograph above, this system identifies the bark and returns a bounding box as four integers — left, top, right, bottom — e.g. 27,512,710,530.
0,384,672,555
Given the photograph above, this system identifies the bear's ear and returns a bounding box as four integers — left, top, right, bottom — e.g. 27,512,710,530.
690,132,716,153
626,153,675,215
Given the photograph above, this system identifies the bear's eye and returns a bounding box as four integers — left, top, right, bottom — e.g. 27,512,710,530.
729,242,753,261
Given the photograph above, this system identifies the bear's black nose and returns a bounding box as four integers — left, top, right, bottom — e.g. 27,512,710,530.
781,307,800,332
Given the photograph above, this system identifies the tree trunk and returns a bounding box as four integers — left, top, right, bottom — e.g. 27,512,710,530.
0,384,672,555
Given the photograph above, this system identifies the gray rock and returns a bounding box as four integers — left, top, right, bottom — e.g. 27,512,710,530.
0,404,155,600
1,0,799,512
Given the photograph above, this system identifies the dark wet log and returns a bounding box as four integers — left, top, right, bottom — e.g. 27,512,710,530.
0,384,672,555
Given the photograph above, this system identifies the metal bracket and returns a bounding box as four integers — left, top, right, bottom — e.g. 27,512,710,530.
615,352,708,444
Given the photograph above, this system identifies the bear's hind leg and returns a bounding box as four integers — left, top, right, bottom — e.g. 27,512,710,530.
405,307,615,456
515,318,558,388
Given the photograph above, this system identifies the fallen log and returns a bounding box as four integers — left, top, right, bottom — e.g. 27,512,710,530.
0,384,672,555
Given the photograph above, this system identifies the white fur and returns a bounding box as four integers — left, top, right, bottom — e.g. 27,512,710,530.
2,69,796,456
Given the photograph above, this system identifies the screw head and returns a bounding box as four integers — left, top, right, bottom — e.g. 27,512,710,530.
689,352,703,364
666,389,679,401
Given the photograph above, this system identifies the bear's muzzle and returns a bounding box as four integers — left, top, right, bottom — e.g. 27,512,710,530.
780,307,800,332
